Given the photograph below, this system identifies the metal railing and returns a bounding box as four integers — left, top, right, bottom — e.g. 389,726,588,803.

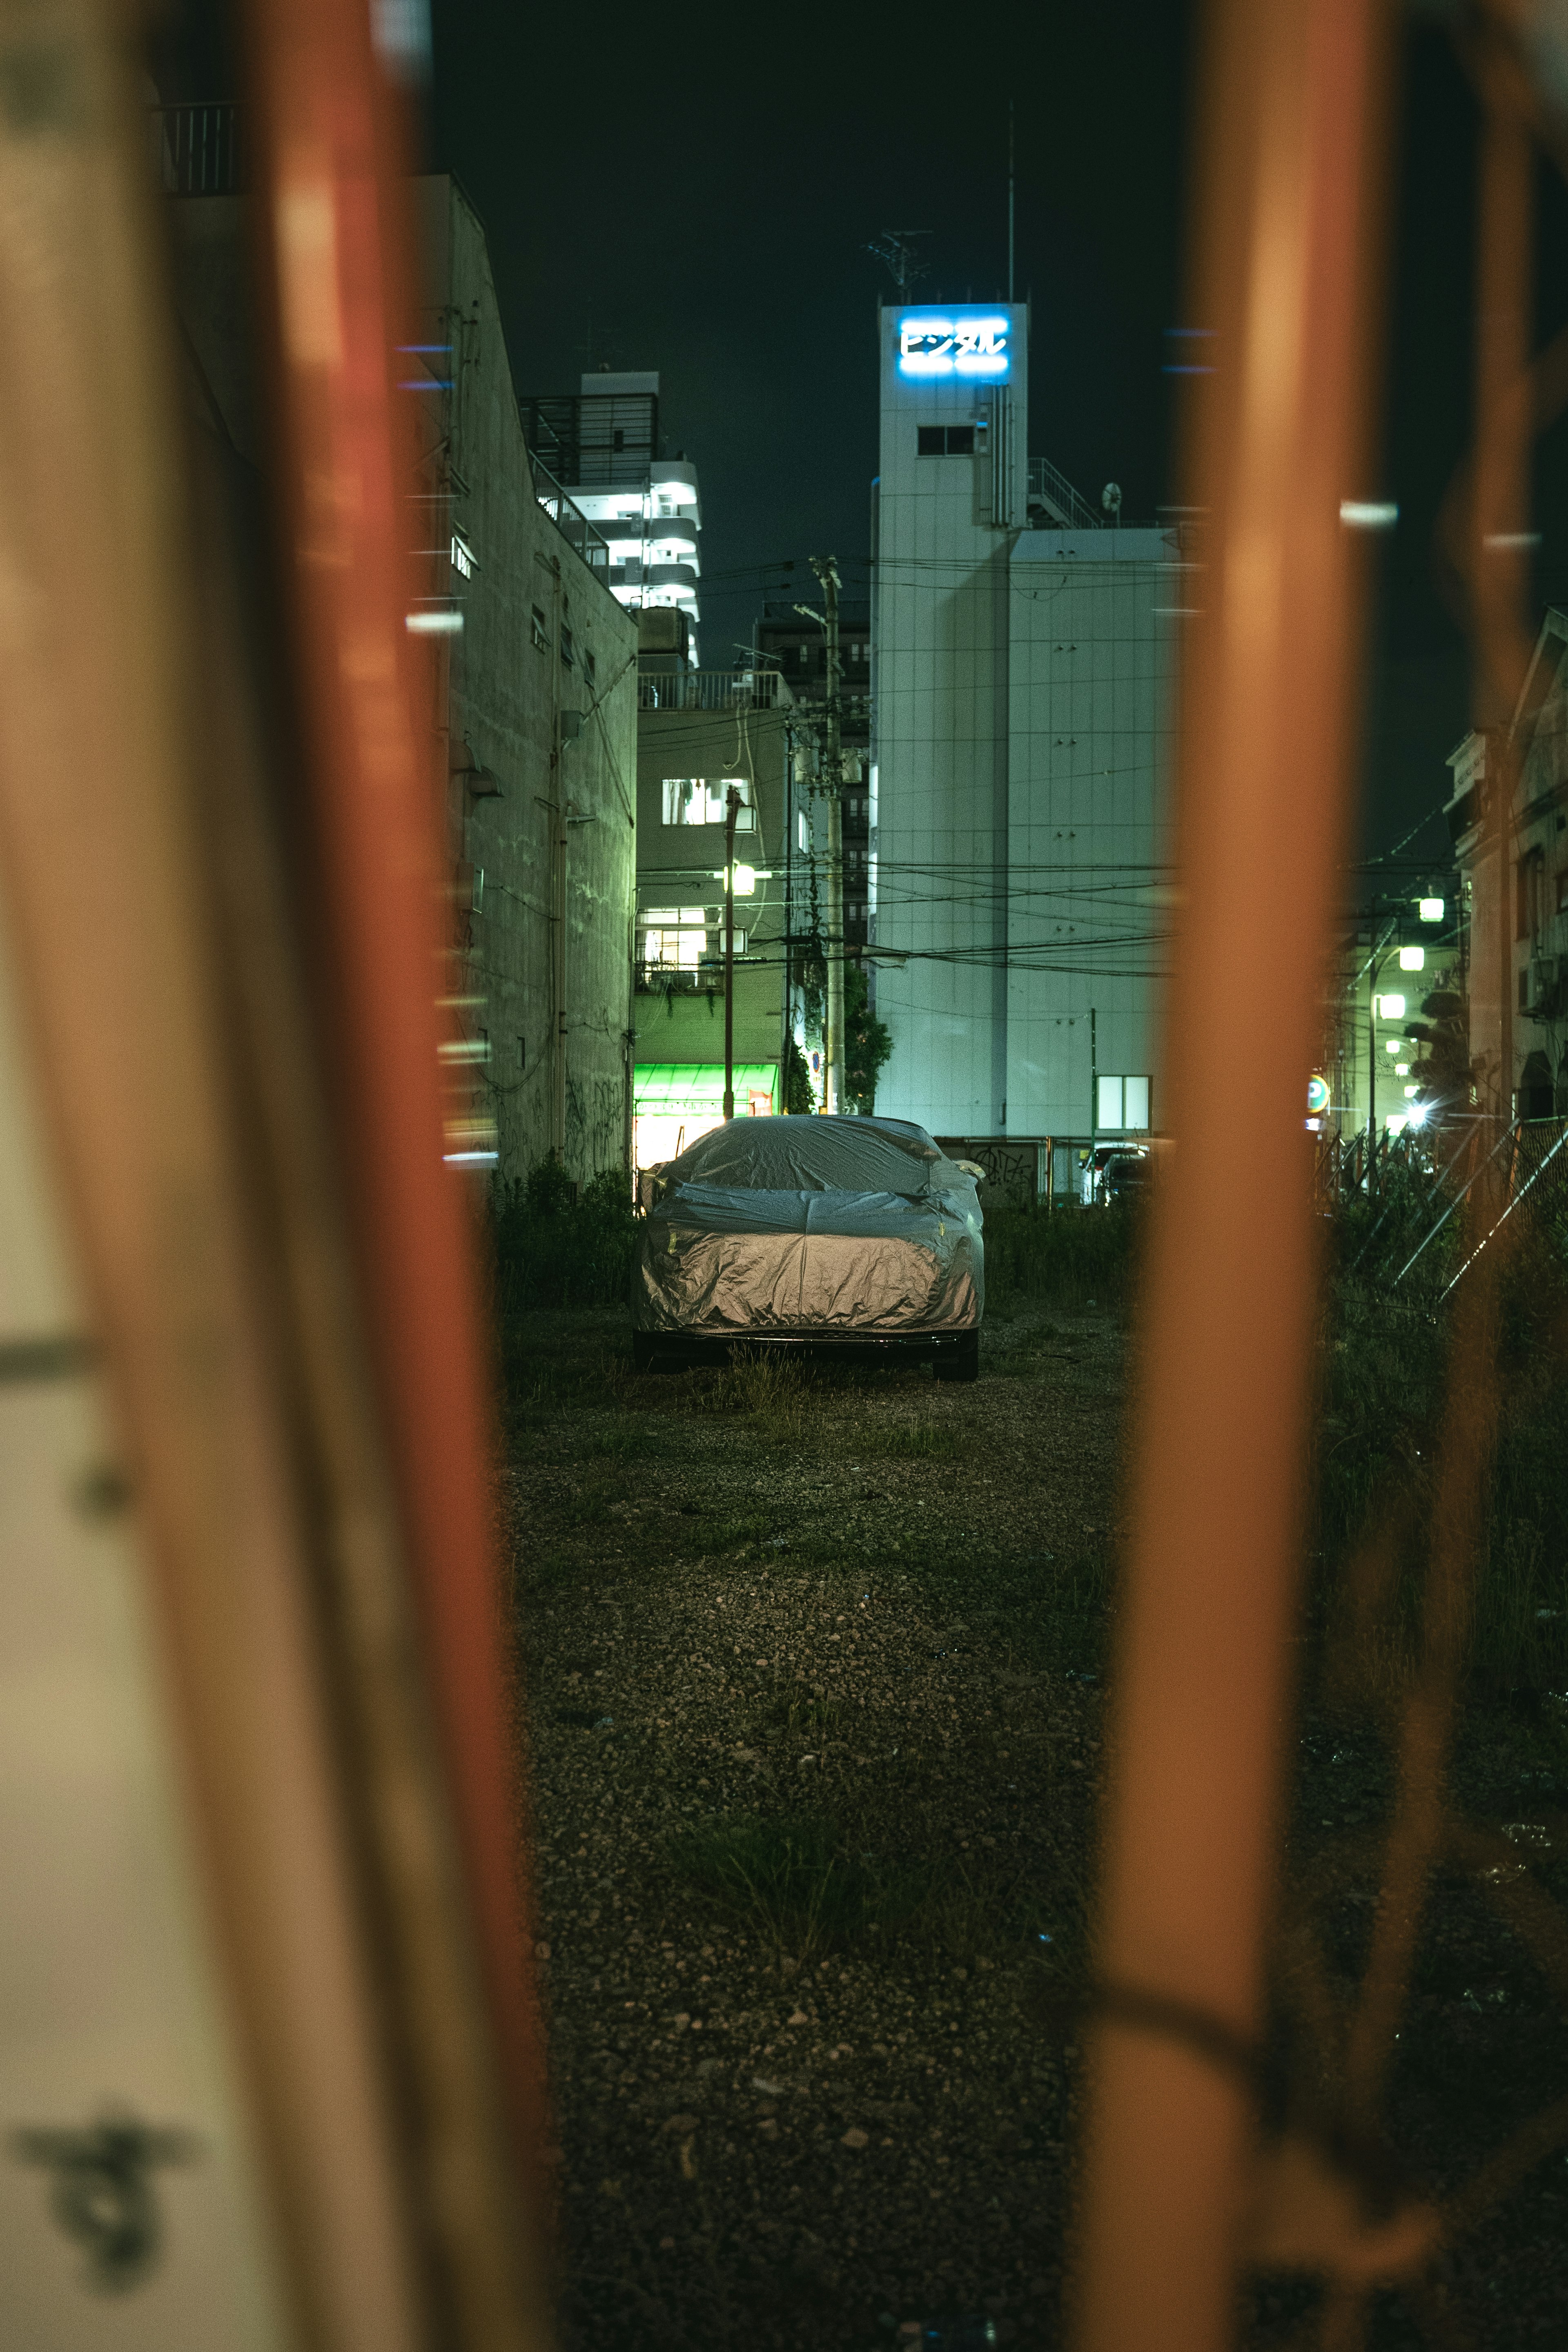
530,454,610,575
149,102,242,196
1027,453,1101,531
637,669,791,712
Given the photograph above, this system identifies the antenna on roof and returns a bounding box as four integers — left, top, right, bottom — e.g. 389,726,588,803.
864,230,932,299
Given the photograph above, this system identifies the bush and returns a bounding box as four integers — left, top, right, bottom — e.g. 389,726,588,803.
490,1159,637,1314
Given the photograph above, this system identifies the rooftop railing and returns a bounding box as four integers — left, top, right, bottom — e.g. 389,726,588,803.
531,455,610,576
637,670,792,712
150,102,242,197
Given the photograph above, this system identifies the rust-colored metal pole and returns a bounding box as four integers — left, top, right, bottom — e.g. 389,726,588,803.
242,0,553,2302
1072,5,1391,2348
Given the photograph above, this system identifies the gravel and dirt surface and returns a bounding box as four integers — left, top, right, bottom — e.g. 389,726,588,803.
504,1296,1568,2351
506,1299,1120,2350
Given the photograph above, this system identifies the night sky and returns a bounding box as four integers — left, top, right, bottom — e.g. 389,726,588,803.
165,0,1568,877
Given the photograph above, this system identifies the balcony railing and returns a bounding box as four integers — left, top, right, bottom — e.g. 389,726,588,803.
531,454,610,575
638,670,792,712
150,102,242,197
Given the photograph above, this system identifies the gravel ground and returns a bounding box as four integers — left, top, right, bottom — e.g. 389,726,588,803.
506,1300,1568,2350
506,1300,1120,2351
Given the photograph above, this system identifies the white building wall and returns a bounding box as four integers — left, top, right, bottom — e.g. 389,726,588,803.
1007,531,1176,1135
872,298,1176,1149
873,303,1027,1135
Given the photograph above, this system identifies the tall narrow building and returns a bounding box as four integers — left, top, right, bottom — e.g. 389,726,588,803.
872,302,1179,1173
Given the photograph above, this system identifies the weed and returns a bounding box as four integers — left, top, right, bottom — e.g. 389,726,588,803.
984,1200,1138,1313
491,1162,637,1316
669,1815,880,1959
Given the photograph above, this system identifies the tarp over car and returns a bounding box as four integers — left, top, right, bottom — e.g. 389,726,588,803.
634,1115,984,1338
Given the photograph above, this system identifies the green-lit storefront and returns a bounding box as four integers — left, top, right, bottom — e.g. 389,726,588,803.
633,1062,780,1168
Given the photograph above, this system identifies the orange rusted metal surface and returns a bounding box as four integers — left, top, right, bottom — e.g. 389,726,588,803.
1072,3,1393,2346
241,0,555,2330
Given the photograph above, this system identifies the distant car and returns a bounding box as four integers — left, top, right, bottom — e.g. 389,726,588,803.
633,1115,984,1380
1082,1144,1151,1207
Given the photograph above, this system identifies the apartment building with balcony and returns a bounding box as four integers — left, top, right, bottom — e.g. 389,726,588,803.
519,372,702,658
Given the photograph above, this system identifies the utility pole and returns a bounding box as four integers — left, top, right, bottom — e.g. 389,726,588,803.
723,785,740,1119
810,555,844,1117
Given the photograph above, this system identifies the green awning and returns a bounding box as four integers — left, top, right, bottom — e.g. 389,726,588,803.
634,1061,778,1113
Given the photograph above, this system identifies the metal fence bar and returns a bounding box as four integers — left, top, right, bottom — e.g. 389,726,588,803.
1072,4,1391,2347
1392,1119,1517,1286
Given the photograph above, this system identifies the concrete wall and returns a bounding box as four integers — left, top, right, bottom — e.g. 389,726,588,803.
421,179,639,1182
1006,531,1176,1135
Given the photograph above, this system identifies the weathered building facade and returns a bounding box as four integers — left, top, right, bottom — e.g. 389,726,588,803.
416,178,639,1181
631,676,794,1165
167,161,639,1188
1447,606,1568,1123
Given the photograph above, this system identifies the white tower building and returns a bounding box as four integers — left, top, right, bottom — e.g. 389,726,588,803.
872,302,1179,1167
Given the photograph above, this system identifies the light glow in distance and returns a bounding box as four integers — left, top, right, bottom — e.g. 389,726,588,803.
1377,993,1406,1021
1399,945,1425,972
1340,499,1398,530
1385,1040,1401,1056
1419,896,1445,923
1408,1104,1429,1126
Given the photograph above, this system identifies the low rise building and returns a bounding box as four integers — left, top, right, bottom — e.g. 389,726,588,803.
631,671,795,1166
1447,607,1568,1124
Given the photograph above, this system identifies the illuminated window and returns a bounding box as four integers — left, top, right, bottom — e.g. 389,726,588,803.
639,906,709,970
1096,1075,1152,1131
662,778,756,829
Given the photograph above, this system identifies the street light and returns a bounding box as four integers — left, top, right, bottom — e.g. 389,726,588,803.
1398,944,1425,972
1419,896,1444,923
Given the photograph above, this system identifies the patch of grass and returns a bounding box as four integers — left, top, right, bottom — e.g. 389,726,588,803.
984,1200,1138,1314
669,1815,887,1959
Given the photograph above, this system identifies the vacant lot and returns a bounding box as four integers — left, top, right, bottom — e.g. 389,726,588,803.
505,1289,1568,2352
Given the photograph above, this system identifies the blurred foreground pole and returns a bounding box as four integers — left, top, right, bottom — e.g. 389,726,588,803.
240,0,555,2318
1073,4,1390,2348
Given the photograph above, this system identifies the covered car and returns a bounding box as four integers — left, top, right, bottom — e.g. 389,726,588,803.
633,1115,984,1378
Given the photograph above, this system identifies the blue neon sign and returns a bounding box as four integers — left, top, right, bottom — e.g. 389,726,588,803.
896,311,1011,381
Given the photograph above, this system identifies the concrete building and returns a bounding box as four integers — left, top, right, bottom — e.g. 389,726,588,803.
631,673,795,1166
1447,606,1568,1122
412,181,640,1180
519,374,702,656
165,153,640,1186
871,301,1180,1179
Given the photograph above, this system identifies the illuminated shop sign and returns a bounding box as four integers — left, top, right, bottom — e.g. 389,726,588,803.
896,312,1011,381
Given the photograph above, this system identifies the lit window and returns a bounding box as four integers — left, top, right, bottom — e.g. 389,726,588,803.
1096,1074,1152,1131
662,778,756,829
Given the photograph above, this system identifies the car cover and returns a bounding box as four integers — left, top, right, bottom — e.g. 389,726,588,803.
634,1115,984,1337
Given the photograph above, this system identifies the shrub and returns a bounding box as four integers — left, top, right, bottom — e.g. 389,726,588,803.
490,1159,637,1314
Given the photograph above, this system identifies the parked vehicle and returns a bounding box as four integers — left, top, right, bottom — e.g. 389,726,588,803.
1081,1143,1152,1206
633,1115,984,1379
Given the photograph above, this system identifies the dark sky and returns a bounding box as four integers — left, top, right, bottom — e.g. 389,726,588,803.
166,0,1568,875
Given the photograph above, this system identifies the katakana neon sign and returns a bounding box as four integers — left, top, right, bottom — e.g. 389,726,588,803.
896,312,1011,381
